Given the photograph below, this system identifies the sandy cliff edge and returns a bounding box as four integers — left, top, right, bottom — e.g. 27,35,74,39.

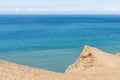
0,45,120,80
66,45,120,73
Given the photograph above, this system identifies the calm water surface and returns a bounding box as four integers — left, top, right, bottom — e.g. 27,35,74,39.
0,14,120,72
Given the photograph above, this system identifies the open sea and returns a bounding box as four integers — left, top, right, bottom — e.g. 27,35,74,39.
0,14,120,72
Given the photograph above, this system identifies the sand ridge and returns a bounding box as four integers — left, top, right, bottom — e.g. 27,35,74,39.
66,45,120,72
0,45,120,80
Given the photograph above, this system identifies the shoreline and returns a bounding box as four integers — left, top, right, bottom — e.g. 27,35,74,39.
0,45,120,80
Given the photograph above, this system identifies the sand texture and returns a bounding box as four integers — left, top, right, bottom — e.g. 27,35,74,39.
0,45,120,80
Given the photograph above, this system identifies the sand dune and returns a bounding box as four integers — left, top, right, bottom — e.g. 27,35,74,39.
0,45,120,80
0,60,72,80
66,45,120,72
66,45,120,80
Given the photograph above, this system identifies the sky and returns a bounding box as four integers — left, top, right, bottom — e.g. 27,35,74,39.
0,0,120,13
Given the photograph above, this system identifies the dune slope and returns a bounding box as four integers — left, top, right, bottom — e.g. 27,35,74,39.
0,45,120,80
0,60,71,80
66,45,120,80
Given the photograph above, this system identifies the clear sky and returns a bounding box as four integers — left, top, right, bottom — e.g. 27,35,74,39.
0,0,120,13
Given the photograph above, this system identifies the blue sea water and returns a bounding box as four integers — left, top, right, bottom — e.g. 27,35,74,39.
0,14,120,72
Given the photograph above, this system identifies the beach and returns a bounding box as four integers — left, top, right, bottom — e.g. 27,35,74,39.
0,15,120,72
0,45,120,80
0,0,120,79
0,15,120,80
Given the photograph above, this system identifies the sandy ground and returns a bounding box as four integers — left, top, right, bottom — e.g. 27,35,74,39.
0,45,120,80
0,60,72,80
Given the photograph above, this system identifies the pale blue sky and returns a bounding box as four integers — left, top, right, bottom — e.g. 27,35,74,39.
0,0,120,13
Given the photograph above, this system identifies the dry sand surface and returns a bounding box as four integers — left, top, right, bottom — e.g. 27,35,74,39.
0,45,120,80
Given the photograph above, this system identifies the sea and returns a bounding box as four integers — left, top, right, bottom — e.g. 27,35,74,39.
0,14,120,72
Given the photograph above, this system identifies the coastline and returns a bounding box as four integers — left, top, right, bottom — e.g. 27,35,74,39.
0,45,120,80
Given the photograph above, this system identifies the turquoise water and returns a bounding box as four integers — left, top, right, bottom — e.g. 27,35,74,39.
0,14,120,72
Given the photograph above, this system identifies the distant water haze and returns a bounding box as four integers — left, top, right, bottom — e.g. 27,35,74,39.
1,0,120,14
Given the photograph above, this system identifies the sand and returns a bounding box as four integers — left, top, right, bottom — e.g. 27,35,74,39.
65,45,120,80
0,45,120,80
0,60,72,80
